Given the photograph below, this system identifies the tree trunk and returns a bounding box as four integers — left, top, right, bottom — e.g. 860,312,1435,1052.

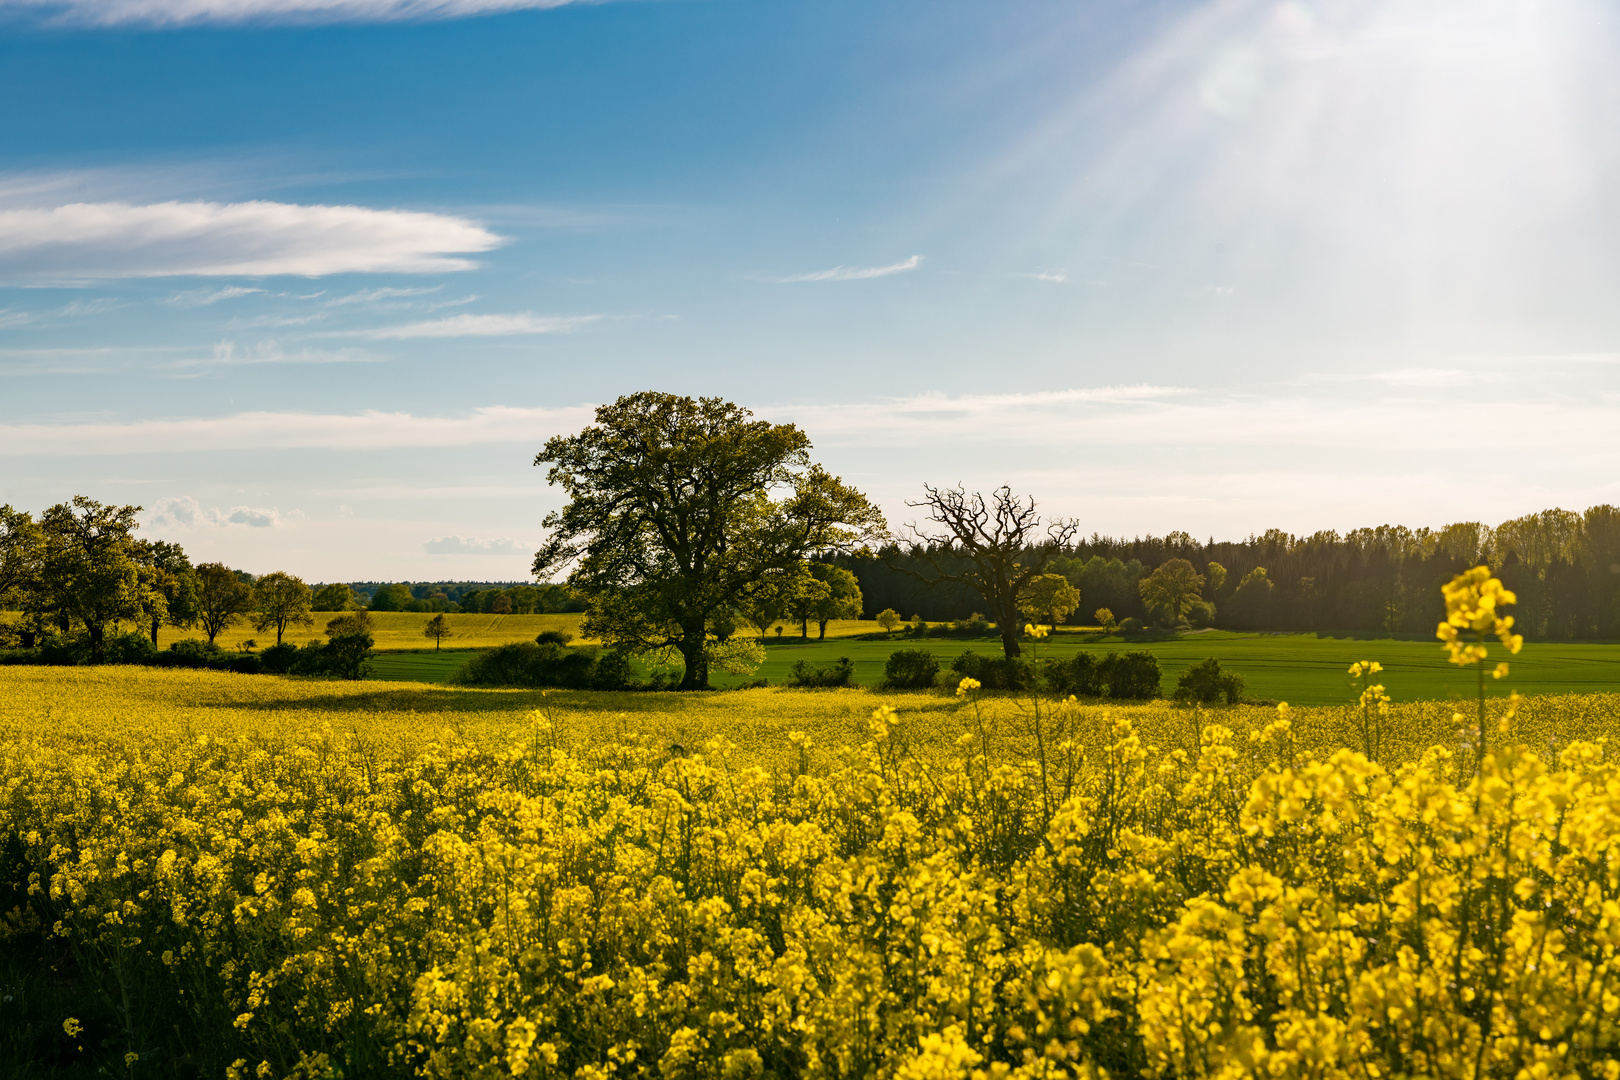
995,595,1022,659
677,619,710,690
818,620,828,639
149,617,161,646
86,620,106,662
800,619,809,640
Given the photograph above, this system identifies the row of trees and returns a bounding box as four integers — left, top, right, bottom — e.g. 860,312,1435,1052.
844,507,1620,640
0,498,321,659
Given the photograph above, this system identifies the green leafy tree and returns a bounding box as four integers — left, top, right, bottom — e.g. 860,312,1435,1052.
1206,561,1229,596
803,562,863,639
897,484,1078,659
1094,607,1117,631
194,562,254,645
875,607,903,634
1139,558,1207,627
132,540,198,645
0,505,42,611
29,497,151,660
1017,572,1080,627
533,392,886,690
251,572,315,645
368,583,412,612
424,613,452,651
311,582,357,611
739,563,811,637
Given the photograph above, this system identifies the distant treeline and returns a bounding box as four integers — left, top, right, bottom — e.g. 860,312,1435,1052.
840,506,1620,639
331,581,586,615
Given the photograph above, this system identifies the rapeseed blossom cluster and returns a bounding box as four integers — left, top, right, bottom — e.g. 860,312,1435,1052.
6,662,1620,1077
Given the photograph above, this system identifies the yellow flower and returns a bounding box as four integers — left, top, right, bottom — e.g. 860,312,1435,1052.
956,677,981,697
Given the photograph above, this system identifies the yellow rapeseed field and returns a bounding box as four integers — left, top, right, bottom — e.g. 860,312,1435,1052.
5,570,1620,1078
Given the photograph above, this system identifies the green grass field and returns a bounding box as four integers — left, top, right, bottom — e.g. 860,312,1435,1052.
698,628,1620,705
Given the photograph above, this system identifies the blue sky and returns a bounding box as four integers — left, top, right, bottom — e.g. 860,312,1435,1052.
2,0,1619,580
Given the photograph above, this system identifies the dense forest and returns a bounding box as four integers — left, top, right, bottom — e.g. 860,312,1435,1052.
841,505,1620,639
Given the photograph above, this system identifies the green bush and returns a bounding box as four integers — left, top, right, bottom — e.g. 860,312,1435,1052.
950,650,1032,691
1117,617,1143,634
882,648,939,690
536,630,575,646
452,642,633,690
1045,651,1103,696
260,641,299,674
1101,651,1161,699
785,657,857,688
1174,658,1245,705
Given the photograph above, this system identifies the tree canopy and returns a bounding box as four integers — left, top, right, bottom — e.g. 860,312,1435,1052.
251,572,315,645
28,497,150,660
533,392,885,689
1139,558,1207,627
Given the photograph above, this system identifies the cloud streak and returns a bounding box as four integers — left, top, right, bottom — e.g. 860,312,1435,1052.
778,255,923,283
0,200,502,278
340,312,598,338
0,0,593,26
147,495,285,529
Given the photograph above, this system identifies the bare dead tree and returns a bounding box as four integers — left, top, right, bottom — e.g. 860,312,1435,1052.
895,484,1079,658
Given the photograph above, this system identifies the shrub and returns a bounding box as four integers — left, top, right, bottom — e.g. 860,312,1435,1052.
536,630,575,646
950,650,1032,691
1174,658,1245,705
1101,651,1161,699
952,613,991,634
260,641,299,674
285,633,374,680
875,608,903,633
1045,651,1103,696
785,657,856,688
1117,617,1143,634
453,642,633,690
169,638,228,667
883,649,939,690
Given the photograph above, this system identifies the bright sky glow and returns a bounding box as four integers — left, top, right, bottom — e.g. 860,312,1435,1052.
2,0,1618,579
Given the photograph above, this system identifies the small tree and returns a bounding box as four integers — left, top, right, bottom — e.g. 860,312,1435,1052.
804,563,863,639
1094,607,1117,632
1139,558,1206,627
195,563,254,645
133,540,198,645
30,497,151,660
1174,658,1245,705
368,583,412,612
251,572,315,645
875,608,903,634
424,613,452,651
1018,573,1080,628
491,594,514,615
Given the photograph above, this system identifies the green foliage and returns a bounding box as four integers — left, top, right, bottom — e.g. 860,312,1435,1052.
1225,566,1277,630
311,582,357,611
535,629,574,646
1102,651,1163,699
27,497,150,660
251,571,315,644
1139,558,1207,628
875,607,903,633
452,641,634,690
1017,572,1080,626
1173,657,1245,705
950,649,1032,691
368,583,413,612
882,648,939,690
785,656,856,688
1094,607,1117,631
195,562,254,644
533,392,885,690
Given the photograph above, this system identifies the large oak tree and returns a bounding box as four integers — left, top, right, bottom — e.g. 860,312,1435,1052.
533,392,886,690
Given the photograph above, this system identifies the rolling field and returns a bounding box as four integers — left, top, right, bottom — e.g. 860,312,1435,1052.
7,663,1620,1077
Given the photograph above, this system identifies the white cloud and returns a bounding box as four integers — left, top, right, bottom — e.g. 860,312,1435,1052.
423,535,526,555
778,255,923,283
325,284,442,306
167,285,265,306
1016,271,1068,283
0,0,592,25
147,495,284,529
0,403,594,454
0,200,503,278
341,312,598,338
181,340,378,369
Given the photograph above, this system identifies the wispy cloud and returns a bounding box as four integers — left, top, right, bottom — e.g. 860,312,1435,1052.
0,0,595,26
422,535,526,555
1015,271,1068,283
325,284,443,306
178,340,378,370
167,285,265,306
0,339,374,375
778,255,923,283
339,312,598,339
0,403,594,454
0,200,502,278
